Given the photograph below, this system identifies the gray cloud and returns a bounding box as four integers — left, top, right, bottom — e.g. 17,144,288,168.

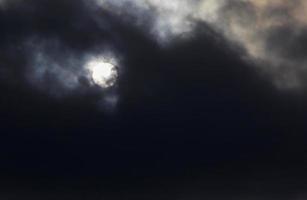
1,0,307,109
24,38,87,96
0,0,124,110
209,0,307,90
92,0,307,90
23,37,121,112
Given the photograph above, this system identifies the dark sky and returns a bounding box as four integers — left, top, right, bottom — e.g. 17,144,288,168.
1,0,307,199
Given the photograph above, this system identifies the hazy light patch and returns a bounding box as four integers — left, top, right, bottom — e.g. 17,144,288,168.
33,53,81,90
93,0,198,43
83,54,120,112
85,56,118,88
25,38,85,97
196,0,225,23
25,38,121,103
99,92,119,113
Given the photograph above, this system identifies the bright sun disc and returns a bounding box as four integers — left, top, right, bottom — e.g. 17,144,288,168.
86,58,118,88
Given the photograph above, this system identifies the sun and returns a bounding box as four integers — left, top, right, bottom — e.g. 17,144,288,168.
86,58,118,88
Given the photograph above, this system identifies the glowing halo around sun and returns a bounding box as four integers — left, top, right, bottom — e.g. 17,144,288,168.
86,57,118,88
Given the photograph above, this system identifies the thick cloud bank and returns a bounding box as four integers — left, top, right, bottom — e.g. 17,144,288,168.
1,0,306,111
94,0,307,90
2,1,307,192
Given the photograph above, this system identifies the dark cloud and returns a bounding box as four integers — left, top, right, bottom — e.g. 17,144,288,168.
1,0,307,198
0,0,129,114
0,0,306,160
265,25,307,62
2,0,307,98
205,0,307,90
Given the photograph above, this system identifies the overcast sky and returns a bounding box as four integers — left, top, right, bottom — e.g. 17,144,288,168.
1,0,307,199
